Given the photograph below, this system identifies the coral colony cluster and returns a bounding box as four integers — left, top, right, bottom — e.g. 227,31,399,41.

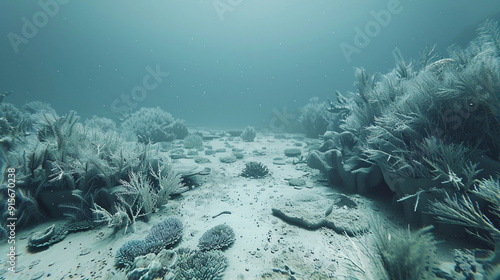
0,19,500,279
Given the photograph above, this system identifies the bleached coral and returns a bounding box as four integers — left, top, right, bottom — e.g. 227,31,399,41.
121,107,188,143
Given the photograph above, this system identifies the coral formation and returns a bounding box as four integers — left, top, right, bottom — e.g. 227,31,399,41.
121,107,187,143
219,155,237,163
298,97,331,138
145,217,184,253
183,134,203,149
226,129,242,137
240,161,270,179
27,219,98,249
169,248,228,280
115,239,152,269
172,120,189,140
283,148,301,157
232,151,244,159
127,249,177,280
115,217,183,269
27,224,68,249
85,116,117,132
198,224,235,251
240,126,256,142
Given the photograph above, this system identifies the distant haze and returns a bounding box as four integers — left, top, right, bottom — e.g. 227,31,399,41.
2,0,499,129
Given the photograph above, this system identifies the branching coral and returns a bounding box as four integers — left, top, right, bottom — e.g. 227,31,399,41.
115,218,184,269
198,224,235,251
169,248,228,280
115,239,151,269
145,217,183,253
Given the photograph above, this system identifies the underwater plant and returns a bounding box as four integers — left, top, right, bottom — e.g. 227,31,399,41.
198,224,235,251
91,203,131,233
240,126,256,142
240,161,270,179
0,117,15,141
429,177,500,270
0,225,6,241
308,19,500,223
0,102,31,130
92,157,183,233
341,216,438,280
360,25,500,178
117,170,158,222
2,108,153,229
149,158,184,206
22,100,54,114
59,189,98,222
1,188,45,229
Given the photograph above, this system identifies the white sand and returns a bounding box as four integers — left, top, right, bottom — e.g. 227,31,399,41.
1,132,460,280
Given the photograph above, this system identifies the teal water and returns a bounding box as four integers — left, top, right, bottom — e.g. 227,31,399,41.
1,0,499,128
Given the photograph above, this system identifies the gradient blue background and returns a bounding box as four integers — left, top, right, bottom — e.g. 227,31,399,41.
1,0,499,128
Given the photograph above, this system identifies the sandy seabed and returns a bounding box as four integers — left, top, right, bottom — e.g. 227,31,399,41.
0,131,461,280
